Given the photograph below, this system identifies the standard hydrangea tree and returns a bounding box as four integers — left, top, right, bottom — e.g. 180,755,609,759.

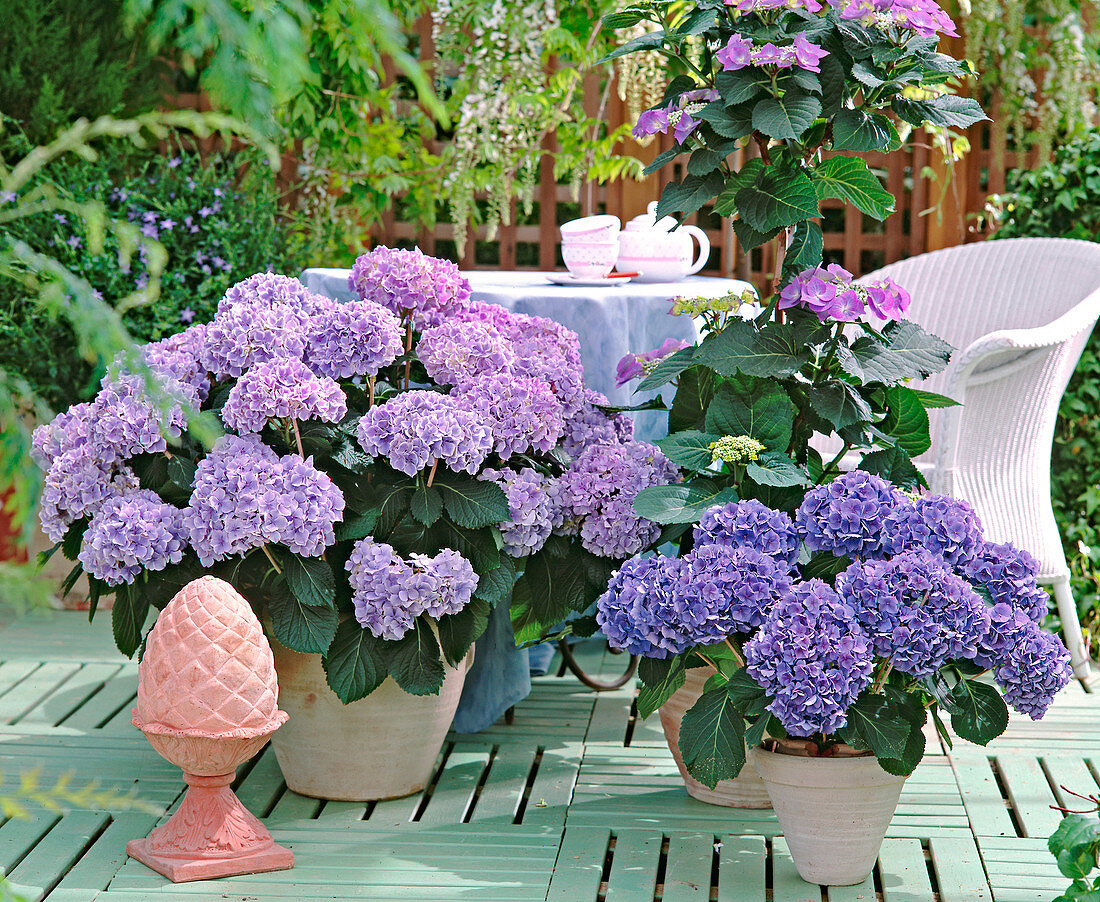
32,253,679,701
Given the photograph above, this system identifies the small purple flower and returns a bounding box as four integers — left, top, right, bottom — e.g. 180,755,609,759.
559,389,634,458
792,34,830,72
480,467,563,557
66,235,82,249
199,206,214,217
716,34,754,70
180,307,195,324
616,338,691,386
160,218,175,232
633,107,670,140
305,297,403,380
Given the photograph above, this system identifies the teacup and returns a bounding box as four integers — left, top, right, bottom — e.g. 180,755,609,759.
561,215,621,244
562,238,620,280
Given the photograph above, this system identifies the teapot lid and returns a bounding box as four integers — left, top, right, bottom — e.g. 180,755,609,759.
625,201,679,233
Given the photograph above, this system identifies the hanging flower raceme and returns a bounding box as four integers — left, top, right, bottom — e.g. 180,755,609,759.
716,33,830,73
633,89,721,145
779,264,911,322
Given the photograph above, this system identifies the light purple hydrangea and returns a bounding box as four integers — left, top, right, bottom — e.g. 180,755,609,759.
304,297,403,380
597,557,699,658
962,541,1048,623
346,538,478,641
694,499,801,570
682,543,794,635
558,441,679,558
451,374,564,459
221,357,348,435
829,0,958,37
31,402,94,469
218,273,321,316
779,264,911,323
348,247,471,330
716,32,829,72
994,625,1072,719
560,390,634,458
200,293,312,379
417,320,517,386
745,580,876,736
884,494,984,567
90,373,195,462
632,88,720,145
479,467,563,557
78,490,187,586
796,470,907,560
142,324,213,400
39,453,138,542
836,552,990,678
184,435,345,566
356,390,493,477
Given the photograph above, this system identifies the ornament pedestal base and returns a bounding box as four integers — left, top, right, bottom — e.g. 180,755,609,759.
126,772,293,883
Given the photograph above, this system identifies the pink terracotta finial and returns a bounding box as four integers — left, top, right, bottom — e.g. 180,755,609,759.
127,575,294,882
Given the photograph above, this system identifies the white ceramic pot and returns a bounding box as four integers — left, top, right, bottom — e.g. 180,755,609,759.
658,667,771,808
562,239,621,279
748,745,907,886
268,637,471,801
617,202,710,282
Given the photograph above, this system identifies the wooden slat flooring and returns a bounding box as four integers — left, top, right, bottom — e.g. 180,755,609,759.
0,611,1096,901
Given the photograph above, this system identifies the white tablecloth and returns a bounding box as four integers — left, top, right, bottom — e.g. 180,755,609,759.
301,268,753,442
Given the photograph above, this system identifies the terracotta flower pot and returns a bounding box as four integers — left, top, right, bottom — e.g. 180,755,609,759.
658,667,771,808
268,636,471,802
748,745,907,886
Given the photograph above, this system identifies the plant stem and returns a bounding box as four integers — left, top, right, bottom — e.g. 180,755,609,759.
368,375,376,407
872,661,894,694
291,418,305,458
772,226,790,295
426,458,439,487
262,544,283,575
403,318,414,391
820,442,853,482
723,637,745,667
696,653,722,675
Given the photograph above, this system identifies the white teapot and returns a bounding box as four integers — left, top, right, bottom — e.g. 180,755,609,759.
617,202,711,283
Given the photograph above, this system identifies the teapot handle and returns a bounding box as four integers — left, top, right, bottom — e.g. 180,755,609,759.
683,225,711,276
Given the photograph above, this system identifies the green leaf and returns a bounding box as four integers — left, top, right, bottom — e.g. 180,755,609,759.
61,518,88,562
737,168,820,231
436,477,510,528
600,29,666,62
268,580,339,655
655,171,725,219
752,93,821,140
437,597,491,666
840,693,910,759
850,321,954,384
892,94,988,129
801,552,850,582
704,376,796,450
511,549,586,644
713,158,765,216
725,667,769,718
949,679,1010,746
695,320,810,379
322,618,386,703
731,219,781,251
1049,816,1100,879
783,220,824,276
678,687,747,789
911,389,960,409
376,484,412,536
696,102,754,140
883,386,931,457
744,712,772,749
335,509,380,542
746,452,810,488
657,430,721,472
715,68,767,105
473,554,516,603
877,718,928,777
818,53,847,117
831,109,901,152
167,456,197,491
669,366,716,433
283,553,336,609
643,145,685,176
632,480,740,525
384,618,446,696
687,147,724,177
410,483,443,526
432,518,500,571
637,655,687,720
812,156,895,221
602,8,649,29
112,583,149,658
858,446,927,490
637,345,697,393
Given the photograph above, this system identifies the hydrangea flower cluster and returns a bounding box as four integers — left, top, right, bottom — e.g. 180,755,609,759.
348,246,472,329
200,289,312,379
559,390,634,459
417,320,517,386
993,628,1074,719
31,402,94,470
683,544,794,634
357,390,493,476
451,374,564,459
305,298,403,380
709,435,765,465
885,494,984,567
78,490,187,586
796,470,907,559
963,541,1048,623
346,538,478,641
39,456,138,542
596,557,697,658
219,272,320,314
183,435,345,566
91,373,195,461
616,338,691,387
836,552,990,678
830,0,957,37
746,580,875,734
142,324,213,400
632,88,720,145
221,358,348,435
694,499,801,569
779,264,911,322
479,467,562,557
557,441,679,557
716,33,830,73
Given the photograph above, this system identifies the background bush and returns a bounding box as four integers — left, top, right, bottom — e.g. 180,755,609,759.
992,132,1100,649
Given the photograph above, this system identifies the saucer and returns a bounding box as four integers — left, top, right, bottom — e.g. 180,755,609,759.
546,272,634,287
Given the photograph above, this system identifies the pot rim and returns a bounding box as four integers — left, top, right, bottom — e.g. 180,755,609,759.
748,744,906,787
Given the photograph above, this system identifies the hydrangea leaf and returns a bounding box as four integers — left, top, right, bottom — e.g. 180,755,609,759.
725,667,769,719
335,509,380,542
679,686,747,790
473,554,516,604
112,582,150,658
1049,816,1100,879
687,146,724,177
782,220,824,277
949,678,1010,746
751,93,821,141
599,28,666,63
695,320,810,379
882,386,931,457
838,693,910,760
704,377,796,450
437,597,491,667
812,156,895,221
383,617,445,696
911,388,960,409
892,94,988,130
632,480,740,525
832,109,901,152
510,549,585,644
736,168,820,231
803,381,874,430
643,145,686,176
322,618,386,703
431,519,500,571
731,219,782,251
655,171,726,219
696,102,755,141
410,483,443,526
601,8,650,29
283,553,336,609
636,655,687,720
715,69,767,105
858,445,928,491
435,477,510,529
669,366,716,433
850,320,953,384
746,452,810,488
267,580,338,655
876,717,927,777
713,158,765,216
657,430,721,472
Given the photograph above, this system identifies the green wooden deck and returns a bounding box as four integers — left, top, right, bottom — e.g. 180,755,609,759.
0,609,1096,902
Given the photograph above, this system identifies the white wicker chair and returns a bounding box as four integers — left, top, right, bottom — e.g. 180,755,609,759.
848,238,1100,678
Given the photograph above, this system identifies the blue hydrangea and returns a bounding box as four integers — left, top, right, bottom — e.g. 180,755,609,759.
994,625,1072,719
479,467,562,557
78,490,187,586
884,494,984,567
694,499,801,569
596,557,700,658
221,357,348,435
142,323,213,400
963,540,1048,623
745,580,875,736
974,602,1035,670
796,470,906,560
836,552,990,677
451,374,564,459
682,543,794,634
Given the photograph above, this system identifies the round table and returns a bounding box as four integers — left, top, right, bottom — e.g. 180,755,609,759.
300,267,753,732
